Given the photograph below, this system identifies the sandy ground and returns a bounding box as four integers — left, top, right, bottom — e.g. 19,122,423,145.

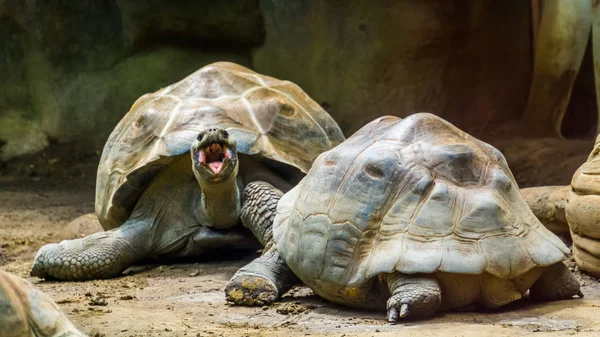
1,140,600,337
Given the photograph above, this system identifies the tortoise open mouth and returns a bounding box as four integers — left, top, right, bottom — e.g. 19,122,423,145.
197,142,233,174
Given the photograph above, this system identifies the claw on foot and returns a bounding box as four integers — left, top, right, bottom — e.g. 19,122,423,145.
400,303,409,317
387,299,410,323
385,287,440,322
387,307,398,322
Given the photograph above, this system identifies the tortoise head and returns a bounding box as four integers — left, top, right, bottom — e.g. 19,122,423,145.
190,128,238,184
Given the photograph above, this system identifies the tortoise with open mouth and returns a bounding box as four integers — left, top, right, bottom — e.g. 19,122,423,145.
30,61,344,303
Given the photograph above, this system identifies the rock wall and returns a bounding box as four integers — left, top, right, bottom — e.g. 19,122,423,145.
0,0,577,161
0,0,261,160
253,0,533,136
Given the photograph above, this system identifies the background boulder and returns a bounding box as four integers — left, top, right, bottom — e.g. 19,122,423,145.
253,0,532,136
0,0,258,159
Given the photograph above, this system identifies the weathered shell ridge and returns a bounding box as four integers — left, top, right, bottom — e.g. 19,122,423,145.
96,62,345,230
274,113,569,288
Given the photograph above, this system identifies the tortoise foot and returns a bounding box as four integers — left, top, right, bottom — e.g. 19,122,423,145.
225,247,298,306
225,273,278,306
383,273,441,323
529,262,583,301
386,287,441,323
31,229,140,281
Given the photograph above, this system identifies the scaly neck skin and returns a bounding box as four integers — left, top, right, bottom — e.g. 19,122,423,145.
196,173,242,229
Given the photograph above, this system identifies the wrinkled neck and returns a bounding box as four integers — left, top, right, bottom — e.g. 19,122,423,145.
196,174,242,229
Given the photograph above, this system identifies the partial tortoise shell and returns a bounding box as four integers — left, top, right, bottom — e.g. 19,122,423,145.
0,270,71,336
96,62,345,230
274,113,569,288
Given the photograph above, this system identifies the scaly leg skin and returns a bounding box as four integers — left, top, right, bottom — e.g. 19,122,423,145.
31,220,150,281
381,272,442,323
529,262,583,301
225,181,298,306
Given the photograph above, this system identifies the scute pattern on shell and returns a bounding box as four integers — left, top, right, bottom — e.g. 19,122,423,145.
274,113,569,288
96,62,345,230
0,271,68,336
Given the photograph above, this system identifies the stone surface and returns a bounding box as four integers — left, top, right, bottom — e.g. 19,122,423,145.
253,0,533,136
31,46,250,148
116,0,265,48
0,1,259,159
4,0,125,71
522,0,594,137
0,111,48,161
0,15,28,112
1,0,597,161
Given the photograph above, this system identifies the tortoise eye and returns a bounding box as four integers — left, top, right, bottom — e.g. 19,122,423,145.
221,130,229,138
197,133,204,141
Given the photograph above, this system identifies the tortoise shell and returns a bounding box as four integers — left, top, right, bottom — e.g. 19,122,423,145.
273,113,569,288
0,270,78,336
96,62,345,230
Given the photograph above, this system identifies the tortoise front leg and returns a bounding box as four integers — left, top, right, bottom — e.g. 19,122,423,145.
225,181,299,306
31,219,152,281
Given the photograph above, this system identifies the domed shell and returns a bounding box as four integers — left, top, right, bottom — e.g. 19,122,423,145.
274,113,569,287
96,62,345,230
0,270,66,336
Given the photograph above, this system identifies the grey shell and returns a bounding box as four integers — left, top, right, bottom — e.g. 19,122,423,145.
96,62,345,230
273,113,569,288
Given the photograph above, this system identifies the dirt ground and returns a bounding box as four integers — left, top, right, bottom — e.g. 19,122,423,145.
1,140,600,337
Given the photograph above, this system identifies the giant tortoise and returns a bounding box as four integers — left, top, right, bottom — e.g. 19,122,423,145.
31,62,344,306
234,113,583,321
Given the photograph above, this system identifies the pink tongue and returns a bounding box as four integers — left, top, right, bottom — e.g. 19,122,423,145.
209,161,224,174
